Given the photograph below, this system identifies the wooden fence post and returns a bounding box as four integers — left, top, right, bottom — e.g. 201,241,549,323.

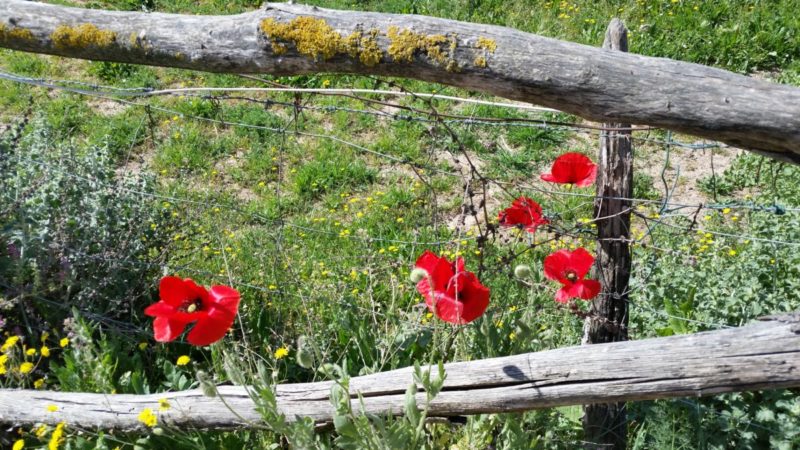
583,18,632,450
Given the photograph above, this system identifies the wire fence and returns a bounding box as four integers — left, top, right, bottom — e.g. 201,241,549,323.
3,65,798,323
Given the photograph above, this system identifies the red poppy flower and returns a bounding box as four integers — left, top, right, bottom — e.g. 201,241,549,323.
498,196,549,232
540,152,597,187
543,248,601,303
144,276,241,346
414,251,490,324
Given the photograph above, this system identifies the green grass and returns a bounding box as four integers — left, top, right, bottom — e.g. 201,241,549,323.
1,1,800,449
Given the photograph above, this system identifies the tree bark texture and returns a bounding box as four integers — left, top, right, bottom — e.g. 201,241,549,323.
583,18,632,450
0,313,798,431
1,1,800,162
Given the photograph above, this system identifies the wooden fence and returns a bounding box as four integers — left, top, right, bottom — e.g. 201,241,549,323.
3,2,800,447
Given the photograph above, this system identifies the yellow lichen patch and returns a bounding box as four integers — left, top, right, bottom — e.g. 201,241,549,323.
0,24,35,42
260,17,342,61
354,29,382,67
474,55,487,68
476,36,497,53
386,26,457,67
51,23,116,49
343,30,362,57
260,17,383,66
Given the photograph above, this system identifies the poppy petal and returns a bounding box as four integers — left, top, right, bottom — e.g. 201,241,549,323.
209,285,241,316
577,279,602,300
427,292,464,324
152,317,187,342
570,247,596,278
554,287,571,304
458,279,491,323
543,250,571,282
159,276,196,307
574,163,597,187
144,301,175,317
415,251,453,292
540,172,559,183
541,152,597,186
187,316,233,346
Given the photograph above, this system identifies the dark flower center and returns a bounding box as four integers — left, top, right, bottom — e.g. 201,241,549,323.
178,297,203,313
565,270,578,282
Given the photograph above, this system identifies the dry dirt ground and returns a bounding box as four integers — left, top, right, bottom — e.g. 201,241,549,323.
636,142,742,206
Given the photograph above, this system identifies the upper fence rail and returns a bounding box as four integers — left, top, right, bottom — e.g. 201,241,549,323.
1,1,800,160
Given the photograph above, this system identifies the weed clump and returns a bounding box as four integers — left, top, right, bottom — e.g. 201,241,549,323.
51,23,116,49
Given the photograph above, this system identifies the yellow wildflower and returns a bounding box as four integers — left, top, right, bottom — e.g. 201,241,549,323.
158,398,171,411
49,422,65,450
728,249,737,256
13,439,24,450
34,378,45,389
40,346,50,357
59,338,69,348
0,354,8,365
35,425,47,437
25,348,36,356
19,362,34,374
176,355,191,366
2,336,20,352
46,405,58,412
138,408,157,427
274,346,289,360
138,342,148,351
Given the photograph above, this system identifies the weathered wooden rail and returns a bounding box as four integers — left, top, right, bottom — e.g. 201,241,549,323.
1,1,800,162
1,313,797,430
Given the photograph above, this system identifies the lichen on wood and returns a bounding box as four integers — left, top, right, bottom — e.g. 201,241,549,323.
472,36,496,68
259,16,382,66
0,24,34,42
386,26,459,71
51,23,116,49
476,36,496,53
355,29,382,67
260,16,342,60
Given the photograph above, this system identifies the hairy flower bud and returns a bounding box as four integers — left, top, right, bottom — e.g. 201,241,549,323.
409,268,429,283
514,264,532,279
296,335,315,369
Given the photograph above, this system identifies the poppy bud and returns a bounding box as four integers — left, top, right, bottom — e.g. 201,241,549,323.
514,265,532,279
197,370,217,398
296,335,315,369
409,268,429,283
